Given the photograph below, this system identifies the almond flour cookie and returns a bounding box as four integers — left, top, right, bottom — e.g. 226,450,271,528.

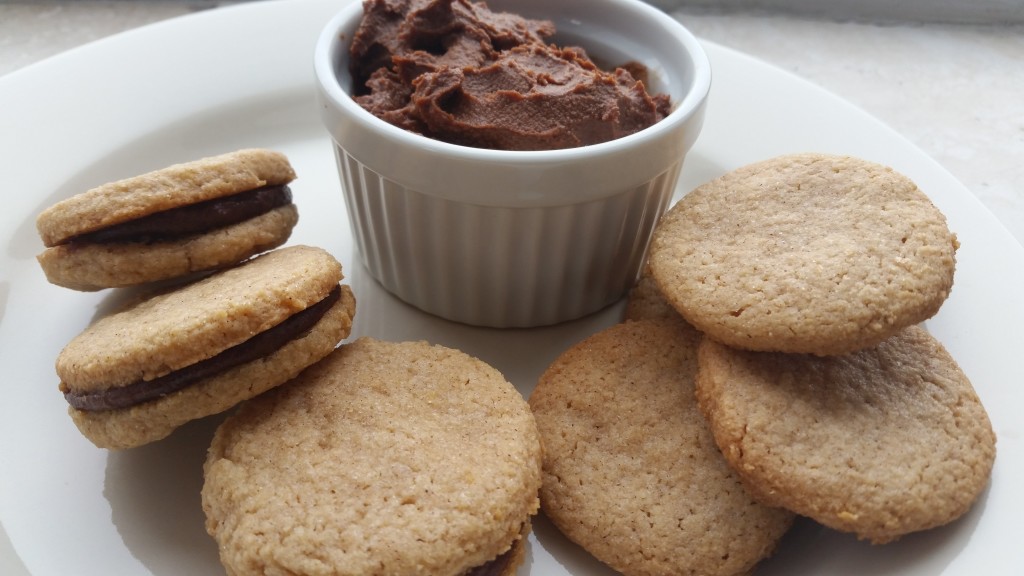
36,148,298,290
202,338,543,576
57,245,355,449
529,319,793,576
695,326,996,544
648,153,958,355
623,265,678,322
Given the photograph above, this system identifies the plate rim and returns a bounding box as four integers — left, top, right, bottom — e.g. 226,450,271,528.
1,1,1022,575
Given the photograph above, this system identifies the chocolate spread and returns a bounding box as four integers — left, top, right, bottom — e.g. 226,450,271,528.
62,286,342,411
66,185,293,245
350,0,671,150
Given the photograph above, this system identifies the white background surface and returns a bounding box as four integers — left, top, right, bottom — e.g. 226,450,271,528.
1,1,1023,575
2,1,1023,249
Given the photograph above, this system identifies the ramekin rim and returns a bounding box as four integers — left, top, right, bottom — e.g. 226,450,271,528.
313,0,712,164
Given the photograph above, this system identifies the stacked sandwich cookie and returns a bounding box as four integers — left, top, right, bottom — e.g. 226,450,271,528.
56,245,356,449
37,150,359,450
530,153,995,574
36,148,299,291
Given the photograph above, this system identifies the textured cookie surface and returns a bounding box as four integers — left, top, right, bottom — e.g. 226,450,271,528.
530,319,793,576
37,204,297,291
202,338,543,576
57,245,342,392
648,153,958,355
695,325,996,543
56,245,353,449
68,285,355,449
36,148,296,245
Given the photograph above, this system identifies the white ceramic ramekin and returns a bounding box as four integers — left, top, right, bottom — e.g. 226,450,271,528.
314,0,711,327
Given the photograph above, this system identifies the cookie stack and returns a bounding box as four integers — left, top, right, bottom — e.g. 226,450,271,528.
37,149,357,449
530,154,995,575
37,148,301,291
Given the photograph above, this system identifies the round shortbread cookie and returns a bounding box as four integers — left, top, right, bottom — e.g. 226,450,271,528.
529,318,793,576
36,148,296,245
202,338,543,576
56,245,354,449
648,153,958,355
37,204,297,291
695,325,996,544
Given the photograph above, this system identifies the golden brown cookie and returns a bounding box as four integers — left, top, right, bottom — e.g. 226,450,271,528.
648,153,958,355
695,326,996,543
530,318,793,576
202,338,542,576
36,148,298,290
623,264,679,322
57,245,355,449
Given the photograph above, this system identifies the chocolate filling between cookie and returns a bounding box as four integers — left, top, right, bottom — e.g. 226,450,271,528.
464,541,517,576
62,286,342,411
63,185,292,245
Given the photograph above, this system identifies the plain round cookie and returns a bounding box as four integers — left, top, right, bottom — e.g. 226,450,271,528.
57,245,354,449
695,325,996,544
202,338,543,576
529,319,793,576
648,153,958,355
36,148,298,290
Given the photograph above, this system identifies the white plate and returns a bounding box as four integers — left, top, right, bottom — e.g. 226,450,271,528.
1,1,1022,574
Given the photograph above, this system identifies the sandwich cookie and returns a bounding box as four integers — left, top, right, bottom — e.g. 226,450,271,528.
529,318,793,576
202,338,543,576
695,326,996,543
36,148,299,291
648,153,959,355
56,245,356,449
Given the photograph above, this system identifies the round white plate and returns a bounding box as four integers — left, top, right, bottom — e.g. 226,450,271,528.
1,1,1022,574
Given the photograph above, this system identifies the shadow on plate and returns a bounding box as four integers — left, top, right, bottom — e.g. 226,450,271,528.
527,511,619,575
757,481,991,575
526,482,990,576
103,413,226,576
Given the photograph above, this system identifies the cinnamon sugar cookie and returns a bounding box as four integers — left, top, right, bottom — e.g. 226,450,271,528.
530,318,793,576
648,153,958,355
203,338,542,576
695,326,995,543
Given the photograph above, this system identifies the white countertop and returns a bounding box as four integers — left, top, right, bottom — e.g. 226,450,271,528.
2,0,1022,249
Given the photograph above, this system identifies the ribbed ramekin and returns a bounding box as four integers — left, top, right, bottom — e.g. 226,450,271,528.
314,0,711,327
